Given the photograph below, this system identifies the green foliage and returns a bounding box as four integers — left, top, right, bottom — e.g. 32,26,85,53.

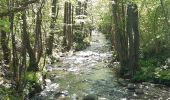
25,72,42,84
133,58,170,85
73,30,90,51
0,18,10,32
140,0,170,56
0,1,8,13
133,67,155,82
154,68,170,85
98,10,112,34
92,0,170,87
140,58,159,67
0,86,20,100
24,72,43,98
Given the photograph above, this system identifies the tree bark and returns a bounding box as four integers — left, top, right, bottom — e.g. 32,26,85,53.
112,1,140,78
133,4,140,73
47,0,58,55
63,2,68,48
127,4,135,76
35,3,43,63
67,2,72,50
1,29,10,64
112,0,128,77
21,10,38,72
10,13,19,81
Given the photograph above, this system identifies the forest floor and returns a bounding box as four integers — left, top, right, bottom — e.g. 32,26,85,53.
32,30,170,100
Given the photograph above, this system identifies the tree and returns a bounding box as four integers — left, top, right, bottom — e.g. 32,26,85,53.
1,29,10,64
47,0,59,55
112,0,140,78
63,1,74,51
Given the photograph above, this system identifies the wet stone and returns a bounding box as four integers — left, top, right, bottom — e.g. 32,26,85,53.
49,74,56,78
154,95,159,98
135,89,144,95
81,79,88,83
117,78,127,87
127,83,135,90
128,89,135,92
83,94,98,100
127,91,135,98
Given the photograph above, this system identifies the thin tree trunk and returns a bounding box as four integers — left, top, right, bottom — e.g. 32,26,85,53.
47,0,58,55
10,12,19,82
35,5,43,63
160,0,169,31
0,29,10,64
127,4,134,76
112,0,128,77
63,2,68,50
71,5,74,47
22,9,38,72
133,4,140,72
67,2,72,50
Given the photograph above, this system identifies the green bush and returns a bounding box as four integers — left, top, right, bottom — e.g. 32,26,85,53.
154,68,170,86
132,67,155,82
133,58,170,86
0,86,20,100
73,30,90,51
24,71,43,98
25,72,42,83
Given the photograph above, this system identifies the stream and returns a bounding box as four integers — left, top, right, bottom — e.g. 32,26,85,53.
33,30,170,100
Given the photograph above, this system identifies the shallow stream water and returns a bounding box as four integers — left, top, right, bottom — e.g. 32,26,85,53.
33,30,170,100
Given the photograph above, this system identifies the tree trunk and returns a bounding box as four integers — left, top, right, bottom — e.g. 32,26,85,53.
63,1,73,51
112,1,140,78
133,4,140,73
112,0,128,77
47,0,58,55
63,1,68,50
127,4,135,76
21,10,38,72
1,29,10,64
10,13,19,82
35,5,43,63
71,5,74,44
67,2,72,50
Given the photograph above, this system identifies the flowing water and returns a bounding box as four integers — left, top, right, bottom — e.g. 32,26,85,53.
33,30,170,100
